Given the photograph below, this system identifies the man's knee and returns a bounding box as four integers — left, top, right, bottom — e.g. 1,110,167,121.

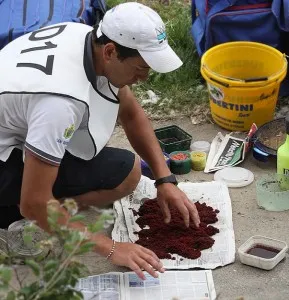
115,155,141,195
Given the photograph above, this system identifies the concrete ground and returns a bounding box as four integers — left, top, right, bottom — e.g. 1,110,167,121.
94,117,288,300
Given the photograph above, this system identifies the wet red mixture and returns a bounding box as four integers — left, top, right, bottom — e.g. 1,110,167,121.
134,198,220,260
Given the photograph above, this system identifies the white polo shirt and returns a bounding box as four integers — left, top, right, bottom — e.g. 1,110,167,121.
0,22,120,166
0,93,86,165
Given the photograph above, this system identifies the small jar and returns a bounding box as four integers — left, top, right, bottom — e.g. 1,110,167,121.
169,151,191,175
190,141,211,155
191,151,207,171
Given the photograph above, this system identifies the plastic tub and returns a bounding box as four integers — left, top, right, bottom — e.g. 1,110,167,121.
238,235,288,270
256,173,289,211
252,117,286,157
154,125,192,153
169,151,191,175
141,153,170,179
7,219,47,257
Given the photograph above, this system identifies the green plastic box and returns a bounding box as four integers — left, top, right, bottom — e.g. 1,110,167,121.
154,125,192,153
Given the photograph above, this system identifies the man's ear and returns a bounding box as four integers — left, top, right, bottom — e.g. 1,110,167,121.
103,43,117,62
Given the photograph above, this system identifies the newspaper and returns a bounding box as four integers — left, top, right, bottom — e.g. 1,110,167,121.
204,132,245,173
112,176,235,270
76,270,216,300
111,201,130,243
204,123,257,173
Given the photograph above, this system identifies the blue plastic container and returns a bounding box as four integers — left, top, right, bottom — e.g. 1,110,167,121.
141,153,170,179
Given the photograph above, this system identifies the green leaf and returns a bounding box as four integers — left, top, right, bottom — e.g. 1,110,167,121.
87,221,103,233
48,208,63,218
19,284,39,297
25,259,40,276
23,234,33,246
0,283,9,290
0,254,8,264
24,224,37,233
0,267,12,283
47,216,55,224
44,260,58,272
70,290,84,300
75,242,95,255
64,244,74,252
43,270,54,282
70,231,83,244
99,213,113,221
68,215,86,223
6,290,16,300
47,210,64,226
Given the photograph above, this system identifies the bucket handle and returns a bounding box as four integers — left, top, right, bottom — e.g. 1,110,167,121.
209,75,268,87
203,63,271,85
209,77,229,87
244,77,268,82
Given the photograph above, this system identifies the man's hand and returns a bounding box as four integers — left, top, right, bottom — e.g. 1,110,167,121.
110,242,165,280
156,183,200,228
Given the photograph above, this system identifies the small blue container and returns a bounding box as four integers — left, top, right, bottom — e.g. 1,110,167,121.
141,153,170,179
253,146,270,162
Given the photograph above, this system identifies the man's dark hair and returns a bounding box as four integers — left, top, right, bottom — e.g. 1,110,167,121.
92,26,140,61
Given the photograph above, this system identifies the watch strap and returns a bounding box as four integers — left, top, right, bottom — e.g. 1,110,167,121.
154,174,178,187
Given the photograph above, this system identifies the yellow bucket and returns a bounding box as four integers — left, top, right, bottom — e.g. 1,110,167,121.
201,41,288,131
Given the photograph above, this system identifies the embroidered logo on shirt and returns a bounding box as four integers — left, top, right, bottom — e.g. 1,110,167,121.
63,124,75,139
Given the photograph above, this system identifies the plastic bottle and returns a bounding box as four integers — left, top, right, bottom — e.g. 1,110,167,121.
277,113,289,190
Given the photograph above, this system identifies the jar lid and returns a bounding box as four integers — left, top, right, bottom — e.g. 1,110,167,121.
214,167,254,188
190,141,211,152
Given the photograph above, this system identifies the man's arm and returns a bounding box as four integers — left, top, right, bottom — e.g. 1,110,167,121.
118,86,171,179
118,86,200,228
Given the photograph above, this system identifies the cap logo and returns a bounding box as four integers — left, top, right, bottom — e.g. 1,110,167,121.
156,26,167,44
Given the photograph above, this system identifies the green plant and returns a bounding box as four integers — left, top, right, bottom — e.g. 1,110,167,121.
0,199,112,300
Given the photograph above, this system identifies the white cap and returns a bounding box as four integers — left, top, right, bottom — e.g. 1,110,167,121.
97,2,183,73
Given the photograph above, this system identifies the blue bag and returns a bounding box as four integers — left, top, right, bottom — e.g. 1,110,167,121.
191,0,281,56
191,0,289,96
0,0,106,50
272,0,289,31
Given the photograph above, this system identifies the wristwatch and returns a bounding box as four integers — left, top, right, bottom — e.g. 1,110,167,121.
154,174,178,188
